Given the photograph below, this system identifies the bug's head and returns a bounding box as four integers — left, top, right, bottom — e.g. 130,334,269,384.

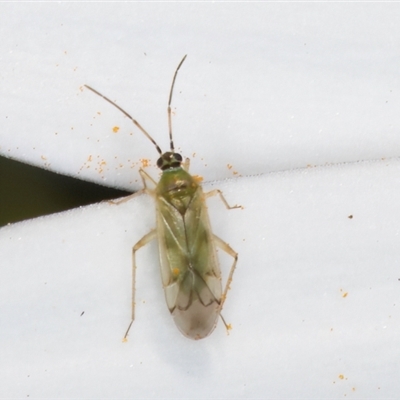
157,152,183,171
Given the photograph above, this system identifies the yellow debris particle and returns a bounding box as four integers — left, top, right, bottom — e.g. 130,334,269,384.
113,126,120,133
193,175,204,183
140,158,150,168
98,160,107,174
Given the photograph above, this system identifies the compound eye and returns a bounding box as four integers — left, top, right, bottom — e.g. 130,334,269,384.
174,153,182,162
157,157,163,168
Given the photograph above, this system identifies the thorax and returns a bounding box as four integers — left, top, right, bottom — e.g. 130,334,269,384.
156,167,200,215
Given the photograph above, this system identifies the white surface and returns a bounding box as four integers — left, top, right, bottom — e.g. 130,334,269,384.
2,162,400,398
1,3,399,189
1,3,400,399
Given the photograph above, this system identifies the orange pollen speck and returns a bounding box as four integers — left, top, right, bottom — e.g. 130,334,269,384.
113,126,120,133
172,268,180,276
193,175,204,183
140,158,150,168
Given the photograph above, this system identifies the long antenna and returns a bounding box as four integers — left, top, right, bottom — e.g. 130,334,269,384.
84,84,163,155
168,55,187,152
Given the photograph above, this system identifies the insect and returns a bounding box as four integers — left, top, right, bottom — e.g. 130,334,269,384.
84,55,240,340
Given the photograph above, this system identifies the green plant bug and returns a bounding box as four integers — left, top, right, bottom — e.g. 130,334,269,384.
84,55,240,340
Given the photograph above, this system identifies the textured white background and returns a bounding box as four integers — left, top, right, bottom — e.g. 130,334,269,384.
1,3,400,398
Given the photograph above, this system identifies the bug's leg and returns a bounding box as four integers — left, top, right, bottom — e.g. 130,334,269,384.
110,169,157,206
138,168,158,192
139,168,157,187
109,189,144,205
123,229,157,341
182,157,190,172
122,169,157,340
205,189,242,210
212,234,238,333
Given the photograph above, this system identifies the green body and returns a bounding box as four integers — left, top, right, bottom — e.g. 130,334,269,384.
155,167,222,339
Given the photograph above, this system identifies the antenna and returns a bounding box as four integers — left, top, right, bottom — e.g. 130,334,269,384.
84,84,163,155
168,55,187,152
84,55,187,156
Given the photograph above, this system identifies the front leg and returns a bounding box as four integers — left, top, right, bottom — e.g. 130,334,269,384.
108,168,157,205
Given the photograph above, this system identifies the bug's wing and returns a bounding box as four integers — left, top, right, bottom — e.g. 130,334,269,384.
173,279,221,339
156,196,189,302
156,188,222,339
184,187,222,301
